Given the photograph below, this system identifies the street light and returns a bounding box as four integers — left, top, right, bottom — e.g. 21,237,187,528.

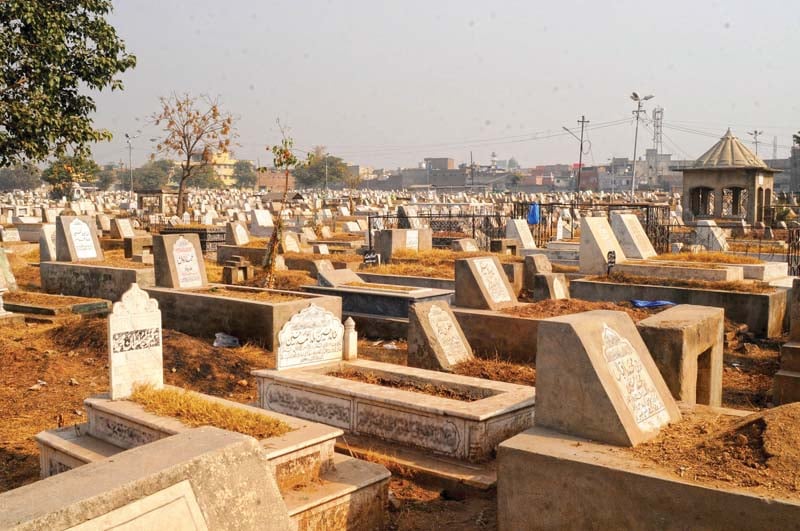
629,92,654,198
125,130,141,199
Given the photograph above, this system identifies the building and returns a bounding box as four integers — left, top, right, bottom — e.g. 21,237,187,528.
681,129,780,225
187,151,239,187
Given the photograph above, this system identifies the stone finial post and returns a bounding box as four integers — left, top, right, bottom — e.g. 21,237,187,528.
343,317,358,360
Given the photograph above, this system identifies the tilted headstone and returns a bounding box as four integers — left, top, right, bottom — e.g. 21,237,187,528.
55,216,104,262
579,217,627,275
39,224,57,262
276,304,344,370
0,249,18,291
454,256,518,310
280,231,301,253
536,310,681,446
225,221,250,246
531,273,570,301
451,238,479,252
317,267,362,287
505,219,536,250
110,218,135,240
250,209,274,237
408,301,474,371
342,221,361,233
108,283,163,400
694,220,728,252
152,233,208,289
0,227,20,242
610,212,657,260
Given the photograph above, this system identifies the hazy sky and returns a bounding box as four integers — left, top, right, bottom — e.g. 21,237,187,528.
91,0,800,170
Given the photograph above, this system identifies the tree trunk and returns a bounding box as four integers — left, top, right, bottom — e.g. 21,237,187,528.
176,175,188,217
261,168,291,288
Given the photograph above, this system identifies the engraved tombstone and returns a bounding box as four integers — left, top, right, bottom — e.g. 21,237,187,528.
110,217,136,240
506,219,536,250
225,221,250,246
39,224,57,262
454,256,518,310
276,304,344,369
536,310,681,446
408,301,474,371
152,233,208,289
250,209,274,237
55,216,104,262
108,283,163,400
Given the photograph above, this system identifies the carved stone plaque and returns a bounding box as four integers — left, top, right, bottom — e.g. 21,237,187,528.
69,218,97,259
428,305,471,365
474,257,511,303
276,304,343,369
405,230,419,250
601,324,670,431
173,236,202,288
108,283,163,400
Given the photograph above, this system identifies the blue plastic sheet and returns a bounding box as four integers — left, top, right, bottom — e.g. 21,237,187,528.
527,203,540,225
630,300,675,308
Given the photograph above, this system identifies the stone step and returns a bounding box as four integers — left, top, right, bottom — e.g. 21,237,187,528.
283,453,390,531
35,424,120,477
335,433,497,492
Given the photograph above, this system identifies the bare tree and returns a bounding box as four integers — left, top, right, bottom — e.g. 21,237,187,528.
150,93,236,215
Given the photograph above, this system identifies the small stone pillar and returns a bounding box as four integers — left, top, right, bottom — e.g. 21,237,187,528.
343,317,358,360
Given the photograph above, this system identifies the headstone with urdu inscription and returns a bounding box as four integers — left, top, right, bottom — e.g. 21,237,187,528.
408,300,474,371
276,304,344,369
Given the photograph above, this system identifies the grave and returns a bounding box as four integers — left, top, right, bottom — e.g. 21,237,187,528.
637,304,723,406
55,215,104,262
454,256,518,311
578,217,626,275
109,217,135,240
610,212,657,260
695,219,729,251
108,284,163,399
451,238,479,252
774,278,800,404
505,218,537,252
373,228,432,263
407,300,474,371
250,209,274,237
275,304,344,370
534,310,681,446
225,221,250,246
0,248,18,291
152,233,208,289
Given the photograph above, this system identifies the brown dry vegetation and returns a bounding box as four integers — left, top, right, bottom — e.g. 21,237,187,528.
593,271,775,294
452,357,535,386
91,249,153,269
654,252,764,265
501,299,659,322
327,368,482,402
4,291,96,307
0,317,272,493
199,286,304,303
631,404,800,499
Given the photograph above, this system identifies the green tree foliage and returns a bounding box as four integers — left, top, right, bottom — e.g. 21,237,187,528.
130,159,173,190
794,131,799,147
42,156,100,198
293,146,348,188
96,164,118,191
0,0,136,166
0,165,41,191
189,164,225,189
233,160,257,188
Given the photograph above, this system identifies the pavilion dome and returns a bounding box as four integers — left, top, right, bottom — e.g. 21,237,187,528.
691,129,770,170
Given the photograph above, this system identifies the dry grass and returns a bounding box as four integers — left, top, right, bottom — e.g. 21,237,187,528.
284,251,363,263
343,281,419,292
327,368,482,401
200,286,304,303
243,269,315,291
326,232,364,242
204,260,223,283
452,357,535,386
653,252,764,265
5,291,100,308
93,249,152,269
593,271,775,294
364,262,453,279
367,248,523,279
130,384,292,440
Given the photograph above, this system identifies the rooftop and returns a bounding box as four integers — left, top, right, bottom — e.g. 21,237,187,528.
688,129,775,171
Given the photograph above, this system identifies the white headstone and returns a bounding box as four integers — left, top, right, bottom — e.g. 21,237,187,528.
610,212,657,260
579,217,627,275
506,219,536,249
405,229,419,251
70,218,98,260
108,284,163,400
173,236,203,288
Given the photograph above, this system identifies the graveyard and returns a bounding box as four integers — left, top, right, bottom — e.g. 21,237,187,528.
2,183,800,530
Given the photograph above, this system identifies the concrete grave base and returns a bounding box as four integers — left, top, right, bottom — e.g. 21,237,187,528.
40,261,155,302
498,421,800,531
144,285,341,351
254,359,535,463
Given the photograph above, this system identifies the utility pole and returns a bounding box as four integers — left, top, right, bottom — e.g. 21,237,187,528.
576,115,589,193
629,93,654,198
470,151,475,188
324,154,328,192
124,131,140,199
748,130,763,156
